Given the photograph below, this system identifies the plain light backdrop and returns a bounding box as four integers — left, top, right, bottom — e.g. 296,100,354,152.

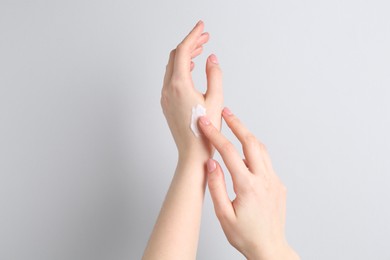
1,0,389,259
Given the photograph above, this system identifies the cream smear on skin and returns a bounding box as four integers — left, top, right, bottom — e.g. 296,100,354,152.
190,104,206,137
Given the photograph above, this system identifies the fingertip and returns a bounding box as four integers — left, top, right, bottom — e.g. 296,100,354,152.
222,107,233,117
207,158,217,173
197,32,210,47
208,54,219,64
202,32,210,42
201,31,209,37
198,115,211,126
193,20,204,33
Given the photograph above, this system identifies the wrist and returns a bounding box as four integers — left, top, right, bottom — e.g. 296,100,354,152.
177,138,214,163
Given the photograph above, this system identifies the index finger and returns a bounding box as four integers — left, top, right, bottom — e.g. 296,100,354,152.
222,108,274,175
198,115,249,187
221,108,266,174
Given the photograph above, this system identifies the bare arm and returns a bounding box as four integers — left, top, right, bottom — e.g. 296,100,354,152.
142,21,223,260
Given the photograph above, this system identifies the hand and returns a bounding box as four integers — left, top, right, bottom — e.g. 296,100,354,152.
198,108,300,260
161,21,223,161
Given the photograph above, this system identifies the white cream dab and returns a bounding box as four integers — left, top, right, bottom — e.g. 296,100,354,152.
190,104,207,137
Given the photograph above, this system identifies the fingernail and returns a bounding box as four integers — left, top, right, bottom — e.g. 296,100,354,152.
207,159,216,172
209,54,218,64
197,20,203,26
199,116,211,125
223,107,233,116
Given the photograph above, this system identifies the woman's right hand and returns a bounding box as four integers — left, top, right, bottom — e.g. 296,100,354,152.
198,108,300,260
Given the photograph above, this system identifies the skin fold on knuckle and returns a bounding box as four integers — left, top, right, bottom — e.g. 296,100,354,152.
160,90,168,110
169,78,186,96
241,176,258,195
221,140,235,154
208,171,220,192
228,115,241,129
243,134,259,148
201,123,216,139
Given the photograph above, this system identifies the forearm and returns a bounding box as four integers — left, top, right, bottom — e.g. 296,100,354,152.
142,153,208,260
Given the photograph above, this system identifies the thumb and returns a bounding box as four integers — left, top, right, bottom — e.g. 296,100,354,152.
205,54,223,104
206,159,235,223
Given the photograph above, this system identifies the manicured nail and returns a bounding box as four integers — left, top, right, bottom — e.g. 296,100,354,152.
223,107,233,116
209,54,218,64
207,159,216,172
199,116,211,125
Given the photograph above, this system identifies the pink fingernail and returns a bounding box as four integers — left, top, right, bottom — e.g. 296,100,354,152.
223,107,233,116
207,159,216,172
199,116,211,125
209,54,218,64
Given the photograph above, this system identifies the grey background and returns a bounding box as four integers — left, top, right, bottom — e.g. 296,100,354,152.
1,0,389,259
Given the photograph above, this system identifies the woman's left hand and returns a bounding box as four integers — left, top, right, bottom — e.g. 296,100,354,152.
161,20,223,161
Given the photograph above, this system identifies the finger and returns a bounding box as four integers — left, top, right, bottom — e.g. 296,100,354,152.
173,20,205,79
198,116,248,187
205,54,223,104
191,46,203,59
195,32,210,49
206,159,236,222
190,61,195,72
222,107,266,174
163,49,176,87
261,146,275,174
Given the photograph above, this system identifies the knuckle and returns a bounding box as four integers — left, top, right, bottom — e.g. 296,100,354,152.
160,89,167,100
245,177,258,193
208,175,220,191
244,134,258,146
160,90,168,108
169,77,182,90
221,141,235,154
202,122,215,135
229,115,240,125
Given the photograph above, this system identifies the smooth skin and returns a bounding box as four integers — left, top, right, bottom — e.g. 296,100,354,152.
143,20,299,260
198,110,300,260
142,21,223,260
